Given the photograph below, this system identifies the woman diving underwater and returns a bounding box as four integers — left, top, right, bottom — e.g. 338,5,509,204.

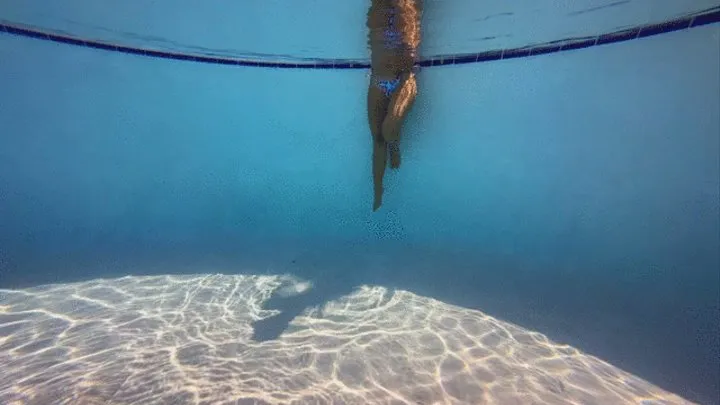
366,0,423,211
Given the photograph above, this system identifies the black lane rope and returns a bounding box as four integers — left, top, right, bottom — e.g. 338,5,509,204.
1,6,718,69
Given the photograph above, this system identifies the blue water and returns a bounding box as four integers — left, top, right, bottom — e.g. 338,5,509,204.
1,4,719,405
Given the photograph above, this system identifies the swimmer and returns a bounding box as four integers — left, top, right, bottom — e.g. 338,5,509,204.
366,0,423,211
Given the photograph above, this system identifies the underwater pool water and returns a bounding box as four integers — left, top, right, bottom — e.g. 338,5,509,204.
0,2,718,404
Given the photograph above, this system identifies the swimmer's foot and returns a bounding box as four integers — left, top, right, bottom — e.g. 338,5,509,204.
389,143,401,169
373,189,383,211
390,153,400,169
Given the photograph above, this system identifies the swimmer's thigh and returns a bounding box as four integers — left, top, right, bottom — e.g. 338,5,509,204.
381,72,417,144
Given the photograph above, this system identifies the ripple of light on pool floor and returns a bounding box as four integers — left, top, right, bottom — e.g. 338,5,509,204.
0,274,696,405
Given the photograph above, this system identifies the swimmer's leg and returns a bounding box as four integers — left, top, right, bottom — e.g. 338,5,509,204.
372,139,388,211
368,78,390,211
382,72,418,169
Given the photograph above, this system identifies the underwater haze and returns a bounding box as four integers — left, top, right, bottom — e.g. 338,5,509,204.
0,1,719,404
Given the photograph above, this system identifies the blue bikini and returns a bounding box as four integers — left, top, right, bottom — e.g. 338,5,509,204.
377,77,401,97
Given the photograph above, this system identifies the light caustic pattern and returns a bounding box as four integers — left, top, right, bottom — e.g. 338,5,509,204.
0,274,695,405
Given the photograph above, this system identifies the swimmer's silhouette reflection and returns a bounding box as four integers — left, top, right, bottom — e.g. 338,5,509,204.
250,276,357,342
250,254,365,342
366,0,423,211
